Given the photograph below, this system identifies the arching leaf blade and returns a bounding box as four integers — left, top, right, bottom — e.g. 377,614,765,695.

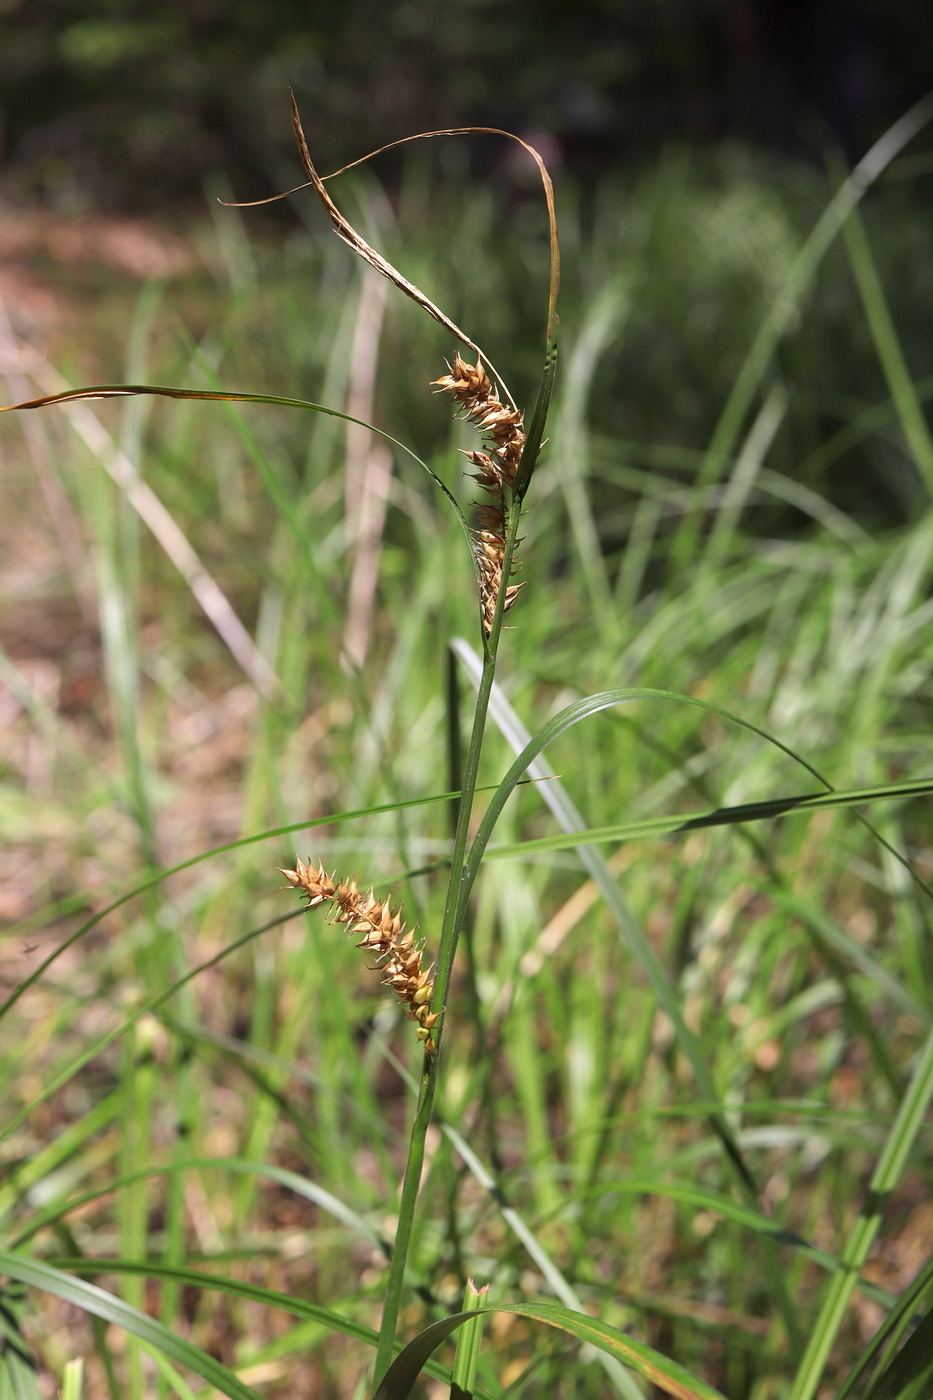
13,1157,384,1254
37,1258,471,1393
373,1303,729,1400
0,382,471,540
0,1253,263,1400
836,1255,933,1400
0,787,459,1025
485,775,933,858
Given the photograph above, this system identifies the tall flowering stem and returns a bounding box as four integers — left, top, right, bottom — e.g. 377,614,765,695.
256,103,561,1389
373,339,555,1384
372,507,526,1386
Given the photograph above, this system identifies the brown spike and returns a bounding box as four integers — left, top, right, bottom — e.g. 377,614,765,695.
279,855,436,1053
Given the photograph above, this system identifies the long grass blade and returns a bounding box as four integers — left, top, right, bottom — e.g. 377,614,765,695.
0,380,472,542
373,1303,728,1400
0,1254,263,1400
35,1258,469,1393
0,789,461,1024
861,1305,933,1400
836,1255,933,1400
485,775,933,856
672,92,933,569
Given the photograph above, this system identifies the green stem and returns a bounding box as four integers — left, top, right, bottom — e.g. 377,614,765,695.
372,492,524,1386
372,265,556,1381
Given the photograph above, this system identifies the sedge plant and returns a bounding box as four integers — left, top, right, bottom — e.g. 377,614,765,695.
4,94,933,1400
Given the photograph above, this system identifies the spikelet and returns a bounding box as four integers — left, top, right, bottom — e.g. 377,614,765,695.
279,858,439,1052
432,355,525,635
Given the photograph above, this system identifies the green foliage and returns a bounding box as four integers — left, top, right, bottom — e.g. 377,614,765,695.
4,2,930,212
2,114,933,1400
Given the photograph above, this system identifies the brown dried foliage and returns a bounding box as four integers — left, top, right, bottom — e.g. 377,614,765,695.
432,354,525,635
280,857,438,1052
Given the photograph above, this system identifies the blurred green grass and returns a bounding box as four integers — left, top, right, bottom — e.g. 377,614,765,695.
2,137,933,1398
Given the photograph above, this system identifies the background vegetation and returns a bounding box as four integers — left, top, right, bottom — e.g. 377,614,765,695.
2,0,932,210
2,5,933,1398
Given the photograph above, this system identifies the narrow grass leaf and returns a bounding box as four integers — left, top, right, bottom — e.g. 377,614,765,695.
770,887,926,1020
453,642,810,1347
373,1303,729,1400
836,1255,933,1400
841,198,933,494
0,381,470,529
0,1254,262,1400
281,100,560,413
0,1280,42,1400
378,973,644,1393
485,775,933,857
672,91,933,568
39,1259,468,1393
539,1177,908,1299
0,789,460,1024
0,1091,122,1221
862,1306,933,1400
450,1280,488,1400
3,346,280,697
12,1158,384,1254
136,1346,198,1400
0,915,304,1144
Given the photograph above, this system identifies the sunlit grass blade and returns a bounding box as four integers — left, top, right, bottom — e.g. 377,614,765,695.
0,1255,263,1400
671,91,933,569
450,1279,488,1400
841,196,933,494
373,1303,729,1400
35,1258,470,1394
485,774,933,857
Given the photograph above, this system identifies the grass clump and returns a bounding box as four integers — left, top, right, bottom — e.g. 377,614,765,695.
1,94,933,1400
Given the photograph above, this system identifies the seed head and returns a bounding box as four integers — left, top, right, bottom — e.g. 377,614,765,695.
280,858,438,1053
432,355,526,635
432,356,525,487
